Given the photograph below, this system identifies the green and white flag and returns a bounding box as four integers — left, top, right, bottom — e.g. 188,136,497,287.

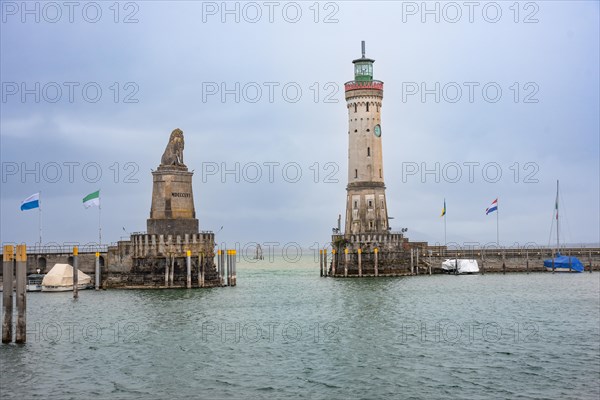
83,190,100,208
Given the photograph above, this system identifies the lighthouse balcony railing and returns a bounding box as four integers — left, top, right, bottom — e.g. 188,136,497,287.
331,232,405,244
344,80,384,92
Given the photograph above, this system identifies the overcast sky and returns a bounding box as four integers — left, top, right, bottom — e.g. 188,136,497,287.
1,1,598,251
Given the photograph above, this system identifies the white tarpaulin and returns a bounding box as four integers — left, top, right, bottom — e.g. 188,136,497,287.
42,263,92,287
441,259,480,274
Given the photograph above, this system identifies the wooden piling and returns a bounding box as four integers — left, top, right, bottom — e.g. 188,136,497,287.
73,246,79,299
95,252,100,290
357,248,362,277
2,245,14,344
568,249,572,272
319,250,323,277
15,245,26,344
415,250,419,275
428,251,432,275
226,250,230,286
552,250,555,273
481,250,485,275
410,249,414,275
231,250,235,286
169,255,175,287
344,248,348,277
198,253,204,287
589,250,593,273
323,250,327,277
216,250,221,285
454,257,458,276
165,256,170,287
502,251,506,275
220,249,225,286
526,250,529,274
230,250,233,286
232,250,237,286
374,248,378,277
186,250,192,289
332,250,336,276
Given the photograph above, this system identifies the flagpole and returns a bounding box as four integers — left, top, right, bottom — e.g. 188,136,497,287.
444,213,447,246
496,198,499,247
442,198,447,247
556,180,559,252
98,190,102,246
39,191,43,250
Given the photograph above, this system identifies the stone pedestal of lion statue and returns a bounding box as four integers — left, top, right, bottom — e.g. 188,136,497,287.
147,128,199,236
103,128,223,289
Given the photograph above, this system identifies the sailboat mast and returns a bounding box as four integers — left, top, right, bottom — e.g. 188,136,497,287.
556,180,559,252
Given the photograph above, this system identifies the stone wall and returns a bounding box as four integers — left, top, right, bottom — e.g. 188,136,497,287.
102,232,219,288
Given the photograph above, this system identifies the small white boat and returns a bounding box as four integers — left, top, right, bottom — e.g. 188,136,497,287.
26,274,45,292
41,263,92,292
41,283,90,292
442,259,479,274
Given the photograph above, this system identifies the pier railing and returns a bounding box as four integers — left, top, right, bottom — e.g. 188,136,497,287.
0,244,108,254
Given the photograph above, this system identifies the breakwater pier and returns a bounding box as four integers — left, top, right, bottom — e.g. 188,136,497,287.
320,244,600,277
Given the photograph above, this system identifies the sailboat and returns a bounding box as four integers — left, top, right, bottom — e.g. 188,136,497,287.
543,180,584,273
254,244,264,260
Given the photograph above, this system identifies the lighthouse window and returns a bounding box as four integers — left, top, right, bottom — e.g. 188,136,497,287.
379,169,382,178
367,147,370,156
354,104,357,113
368,200,373,208
355,169,358,178
354,129,357,133
354,201,358,209
366,103,369,112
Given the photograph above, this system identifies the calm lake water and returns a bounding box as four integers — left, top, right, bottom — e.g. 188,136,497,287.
1,256,599,399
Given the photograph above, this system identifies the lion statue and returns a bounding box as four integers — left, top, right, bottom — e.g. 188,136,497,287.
160,128,185,167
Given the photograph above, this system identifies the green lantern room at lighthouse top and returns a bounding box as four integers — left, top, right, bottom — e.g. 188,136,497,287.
353,41,374,82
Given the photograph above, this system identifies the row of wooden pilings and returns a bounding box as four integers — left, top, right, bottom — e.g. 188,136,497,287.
2,244,95,344
318,248,436,277
319,248,434,277
216,249,237,286
163,249,237,287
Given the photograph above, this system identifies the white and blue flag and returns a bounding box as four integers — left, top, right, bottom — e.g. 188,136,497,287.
20,192,40,211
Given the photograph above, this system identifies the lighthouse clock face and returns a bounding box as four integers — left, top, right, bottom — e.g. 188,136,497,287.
374,125,382,137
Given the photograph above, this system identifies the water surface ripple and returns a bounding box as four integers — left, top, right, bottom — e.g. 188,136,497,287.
1,257,599,399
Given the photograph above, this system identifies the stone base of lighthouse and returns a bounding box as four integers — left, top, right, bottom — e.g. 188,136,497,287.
328,233,440,277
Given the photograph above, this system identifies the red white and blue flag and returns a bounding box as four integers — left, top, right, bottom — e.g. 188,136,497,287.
486,198,498,215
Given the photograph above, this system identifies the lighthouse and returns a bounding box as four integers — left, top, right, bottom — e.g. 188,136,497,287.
326,42,434,278
344,41,389,235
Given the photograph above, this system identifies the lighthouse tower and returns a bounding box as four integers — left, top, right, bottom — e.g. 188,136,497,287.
344,41,389,235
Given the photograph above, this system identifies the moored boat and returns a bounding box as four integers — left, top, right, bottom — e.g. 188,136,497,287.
544,253,584,273
441,259,479,274
26,274,45,292
41,263,92,292
544,180,583,273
